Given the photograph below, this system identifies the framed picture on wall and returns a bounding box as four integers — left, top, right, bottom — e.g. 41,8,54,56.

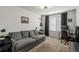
21,16,29,23
68,18,72,22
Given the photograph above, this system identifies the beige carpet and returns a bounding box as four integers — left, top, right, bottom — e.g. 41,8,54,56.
29,37,73,52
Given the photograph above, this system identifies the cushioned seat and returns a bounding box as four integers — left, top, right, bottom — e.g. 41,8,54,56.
37,34,45,37
29,30,45,41
14,38,36,51
32,35,45,40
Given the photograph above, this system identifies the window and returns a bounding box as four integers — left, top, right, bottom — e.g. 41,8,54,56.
49,17,57,31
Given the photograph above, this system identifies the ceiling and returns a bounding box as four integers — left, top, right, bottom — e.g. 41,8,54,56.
18,6,53,14
18,6,77,15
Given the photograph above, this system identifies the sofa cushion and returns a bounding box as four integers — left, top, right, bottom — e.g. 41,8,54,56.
32,35,45,40
15,38,36,50
9,32,22,41
33,30,38,35
29,30,36,37
21,31,29,38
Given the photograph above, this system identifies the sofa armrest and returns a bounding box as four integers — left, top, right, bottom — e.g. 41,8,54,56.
11,38,16,52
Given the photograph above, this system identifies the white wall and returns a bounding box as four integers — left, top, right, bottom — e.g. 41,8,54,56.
67,10,76,33
41,15,45,30
0,6,41,33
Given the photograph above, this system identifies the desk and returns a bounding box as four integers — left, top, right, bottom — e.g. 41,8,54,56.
0,36,11,52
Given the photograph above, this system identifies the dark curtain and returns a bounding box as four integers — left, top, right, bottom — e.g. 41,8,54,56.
61,13,67,25
45,16,49,36
61,12,68,39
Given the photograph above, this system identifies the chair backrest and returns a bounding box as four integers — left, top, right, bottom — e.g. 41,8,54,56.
61,25,69,31
61,25,70,39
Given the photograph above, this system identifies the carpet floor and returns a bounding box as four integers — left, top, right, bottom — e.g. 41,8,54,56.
29,37,74,52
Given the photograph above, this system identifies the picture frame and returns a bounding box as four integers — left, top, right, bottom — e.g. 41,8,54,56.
21,16,29,23
68,18,72,22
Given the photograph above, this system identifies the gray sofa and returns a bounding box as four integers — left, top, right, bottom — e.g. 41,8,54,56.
9,30,45,52
29,30,45,41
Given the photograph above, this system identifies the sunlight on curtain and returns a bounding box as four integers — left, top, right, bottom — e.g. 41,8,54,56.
49,17,57,31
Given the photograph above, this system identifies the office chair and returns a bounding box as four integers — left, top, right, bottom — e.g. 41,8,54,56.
61,25,70,45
